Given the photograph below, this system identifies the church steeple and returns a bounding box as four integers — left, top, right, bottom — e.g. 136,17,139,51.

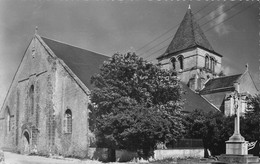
156,6,223,90
157,7,215,60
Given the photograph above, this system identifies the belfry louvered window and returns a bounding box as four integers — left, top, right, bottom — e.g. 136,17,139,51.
64,109,72,133
171,57,176,70
178,55,184,70
205,55,209,69
210,57,215,73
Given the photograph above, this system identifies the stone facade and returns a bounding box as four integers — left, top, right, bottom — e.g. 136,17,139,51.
158,47,222,88
0,36,93,158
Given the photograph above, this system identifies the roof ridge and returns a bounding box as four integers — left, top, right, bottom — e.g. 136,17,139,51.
210,73,242,80
40,35,110,58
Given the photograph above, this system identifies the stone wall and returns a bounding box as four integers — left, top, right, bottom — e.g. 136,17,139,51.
154,149,204,160
0,36,92,158
158,47,222,87
52,59,91,158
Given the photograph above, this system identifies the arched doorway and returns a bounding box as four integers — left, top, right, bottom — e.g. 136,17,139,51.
22,130,30,154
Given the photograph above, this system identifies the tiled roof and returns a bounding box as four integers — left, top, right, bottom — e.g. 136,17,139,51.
157,8,217,60
181,83,218,113
200,74,242,94
41,37,109,90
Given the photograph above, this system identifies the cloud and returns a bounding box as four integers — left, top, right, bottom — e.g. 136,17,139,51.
209,4,230,35
221,65,236,76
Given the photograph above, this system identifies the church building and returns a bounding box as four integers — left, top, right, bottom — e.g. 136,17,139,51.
0,5,258,158
0,34,108,157
156,6,259,115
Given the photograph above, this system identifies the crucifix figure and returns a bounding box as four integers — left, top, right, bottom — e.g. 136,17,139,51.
232,90,240,136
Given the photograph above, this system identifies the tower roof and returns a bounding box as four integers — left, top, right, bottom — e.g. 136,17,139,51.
157,8,219,60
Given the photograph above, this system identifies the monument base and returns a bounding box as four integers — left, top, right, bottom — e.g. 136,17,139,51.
218,154,260,164
226,141,248,155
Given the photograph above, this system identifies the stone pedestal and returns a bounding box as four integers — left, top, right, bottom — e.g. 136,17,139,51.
226,141,248,155
226,133,248,155
218,154,260,164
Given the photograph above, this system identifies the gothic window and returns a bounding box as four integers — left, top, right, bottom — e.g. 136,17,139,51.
205,55,209,69
210,57,215,73
5,106,11,134
212,60,215,73
170,57,176,70
64,109,72,133
178,55,184,70
29,85,34,115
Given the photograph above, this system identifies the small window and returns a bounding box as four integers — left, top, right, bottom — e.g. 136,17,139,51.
64,109,72,133
29,85,34,115
178,55,184,70
5,106,11,134
205,55,209,69
170,58,176,70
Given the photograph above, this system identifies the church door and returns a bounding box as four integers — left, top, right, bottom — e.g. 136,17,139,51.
22,131,30,154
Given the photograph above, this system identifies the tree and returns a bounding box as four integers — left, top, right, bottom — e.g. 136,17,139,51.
241,94,260,156
89,53,184,159
185,94,260,157
184,110,233,156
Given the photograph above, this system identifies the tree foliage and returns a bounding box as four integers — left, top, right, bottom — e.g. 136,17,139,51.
184,110,233,156
185,94,260,157
90,53,184,159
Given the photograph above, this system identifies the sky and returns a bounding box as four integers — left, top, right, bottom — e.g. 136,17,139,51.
0,0,259,107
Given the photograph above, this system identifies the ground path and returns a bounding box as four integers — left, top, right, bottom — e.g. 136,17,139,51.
3,151,105,164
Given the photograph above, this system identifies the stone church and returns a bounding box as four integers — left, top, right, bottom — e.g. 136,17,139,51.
0,6,258,158
0,34,109,157
157,6,259,115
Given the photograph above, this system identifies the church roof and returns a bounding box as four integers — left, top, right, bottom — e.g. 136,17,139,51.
41,37,109,90
157,8,221,60
181,83,219,113
200,74,242,94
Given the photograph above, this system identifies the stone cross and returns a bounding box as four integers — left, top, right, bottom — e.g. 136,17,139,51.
225,82,248,155
232,89,240,136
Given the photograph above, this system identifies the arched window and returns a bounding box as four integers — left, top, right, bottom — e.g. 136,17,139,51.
210,57,215,72
5,106,11,134
64,109,72,133
170,58,176,70
205,55,209,69
212,60,215,73
29,85,34,115
178,55,184,70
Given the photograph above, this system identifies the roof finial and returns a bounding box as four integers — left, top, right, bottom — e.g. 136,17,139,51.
35,26,38,35
245,63,249,71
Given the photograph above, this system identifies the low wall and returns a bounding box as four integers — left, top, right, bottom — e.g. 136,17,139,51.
116,150,138,162
87,148,204,162
154,148,204,160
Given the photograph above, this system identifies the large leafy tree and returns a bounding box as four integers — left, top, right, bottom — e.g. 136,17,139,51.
90,53,184,159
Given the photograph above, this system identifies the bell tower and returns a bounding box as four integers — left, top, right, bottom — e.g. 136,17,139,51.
157,6,222,92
